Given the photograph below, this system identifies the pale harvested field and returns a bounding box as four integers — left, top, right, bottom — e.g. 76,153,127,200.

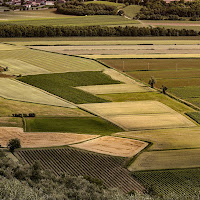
0,127,99,148
0,79,75,108
9,40,200,46
114,127,200,150
129,149,200,171
82,54,200,59
0,59,50,76
79,101,195,130
70,136,148,157
77,84,152,94
32,45,200,56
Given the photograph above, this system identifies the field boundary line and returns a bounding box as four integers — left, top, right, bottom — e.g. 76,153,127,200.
147,147,200,152
13,79,77,108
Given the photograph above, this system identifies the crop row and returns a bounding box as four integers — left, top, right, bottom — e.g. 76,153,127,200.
15,147,145,193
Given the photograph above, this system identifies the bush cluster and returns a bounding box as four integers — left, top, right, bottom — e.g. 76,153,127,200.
12,113,36,118
57,1,117,16
0,24,199,37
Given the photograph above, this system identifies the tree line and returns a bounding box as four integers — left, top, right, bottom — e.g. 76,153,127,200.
0,24,199,37
57,1,117,16
136,0,200,20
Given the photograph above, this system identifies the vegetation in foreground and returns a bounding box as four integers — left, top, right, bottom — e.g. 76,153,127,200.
19,71,120,104
25,117,122,134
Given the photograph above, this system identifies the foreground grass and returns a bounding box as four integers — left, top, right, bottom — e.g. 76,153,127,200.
133,168,200,197
25,117,122,134
19,71,120,104
98,92,194,114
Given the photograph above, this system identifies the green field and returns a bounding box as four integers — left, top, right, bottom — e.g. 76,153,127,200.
19,71,120,104
85,1,124,8
0,15,138,26
25,117,122,134
133,168,200,197
100,59,200,108
187,112,200,124
0,48,104,75
0,117,22,127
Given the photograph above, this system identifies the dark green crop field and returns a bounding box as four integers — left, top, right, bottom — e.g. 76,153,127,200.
133,168,200,197
186,112,200,124
19,71,120,104
101,58,200,108
25,117,122,134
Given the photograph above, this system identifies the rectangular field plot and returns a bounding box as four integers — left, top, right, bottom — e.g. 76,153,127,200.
0,78,75,108
129,149,200,171
0,127,99,148
133,168,200,197
114,127,200,150
0,117,22,128
25,117,122,135
15,147,145,193
79,101,195,130
70,136,148,157
0,59,50,76
0,49,105,75
77,84,152,94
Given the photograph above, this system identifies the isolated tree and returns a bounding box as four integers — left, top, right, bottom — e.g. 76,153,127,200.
7,138,21,153
148,77,156,88
162,85,168,94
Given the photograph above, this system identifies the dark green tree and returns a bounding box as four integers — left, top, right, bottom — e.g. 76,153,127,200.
7,138,21,153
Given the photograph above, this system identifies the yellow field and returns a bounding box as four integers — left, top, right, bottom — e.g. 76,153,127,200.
0,43,24,50
114,127,200,150
0,78,75,108
71,136,148,157
79,101,195,131
129,149,200,171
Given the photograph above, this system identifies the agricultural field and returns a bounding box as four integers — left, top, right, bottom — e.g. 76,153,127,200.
0,78,74,108
79,101,195,131
70,136,148,157
123,5,142,19
0,96,90,117
129,149,200,171
0,48,104,75
0,117,22,128
0,127,99,148
187,112,200,124
85,1,124,8
15,147,145,193
18,71,119,104
114,127,200,150
101,59,200,108
133,168,200,197
25,117,122,135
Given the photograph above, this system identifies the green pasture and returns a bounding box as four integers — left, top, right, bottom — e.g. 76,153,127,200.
187,112,200,124
114,127,200,150
129,149,200,171
123,5,142,19
25,117,122,134
19,71,119,104
98,92,194,114
0,15,138,26
0,48,104,75
0,117,22,127
133,168,200,197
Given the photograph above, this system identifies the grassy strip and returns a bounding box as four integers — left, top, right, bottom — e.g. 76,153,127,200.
133,168,200,197
18,72,118,104
25,117,122,135
0,117,23,128
186,112,200,124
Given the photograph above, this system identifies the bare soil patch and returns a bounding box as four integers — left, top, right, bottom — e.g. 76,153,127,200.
70,136,148,157
0,127,99,148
